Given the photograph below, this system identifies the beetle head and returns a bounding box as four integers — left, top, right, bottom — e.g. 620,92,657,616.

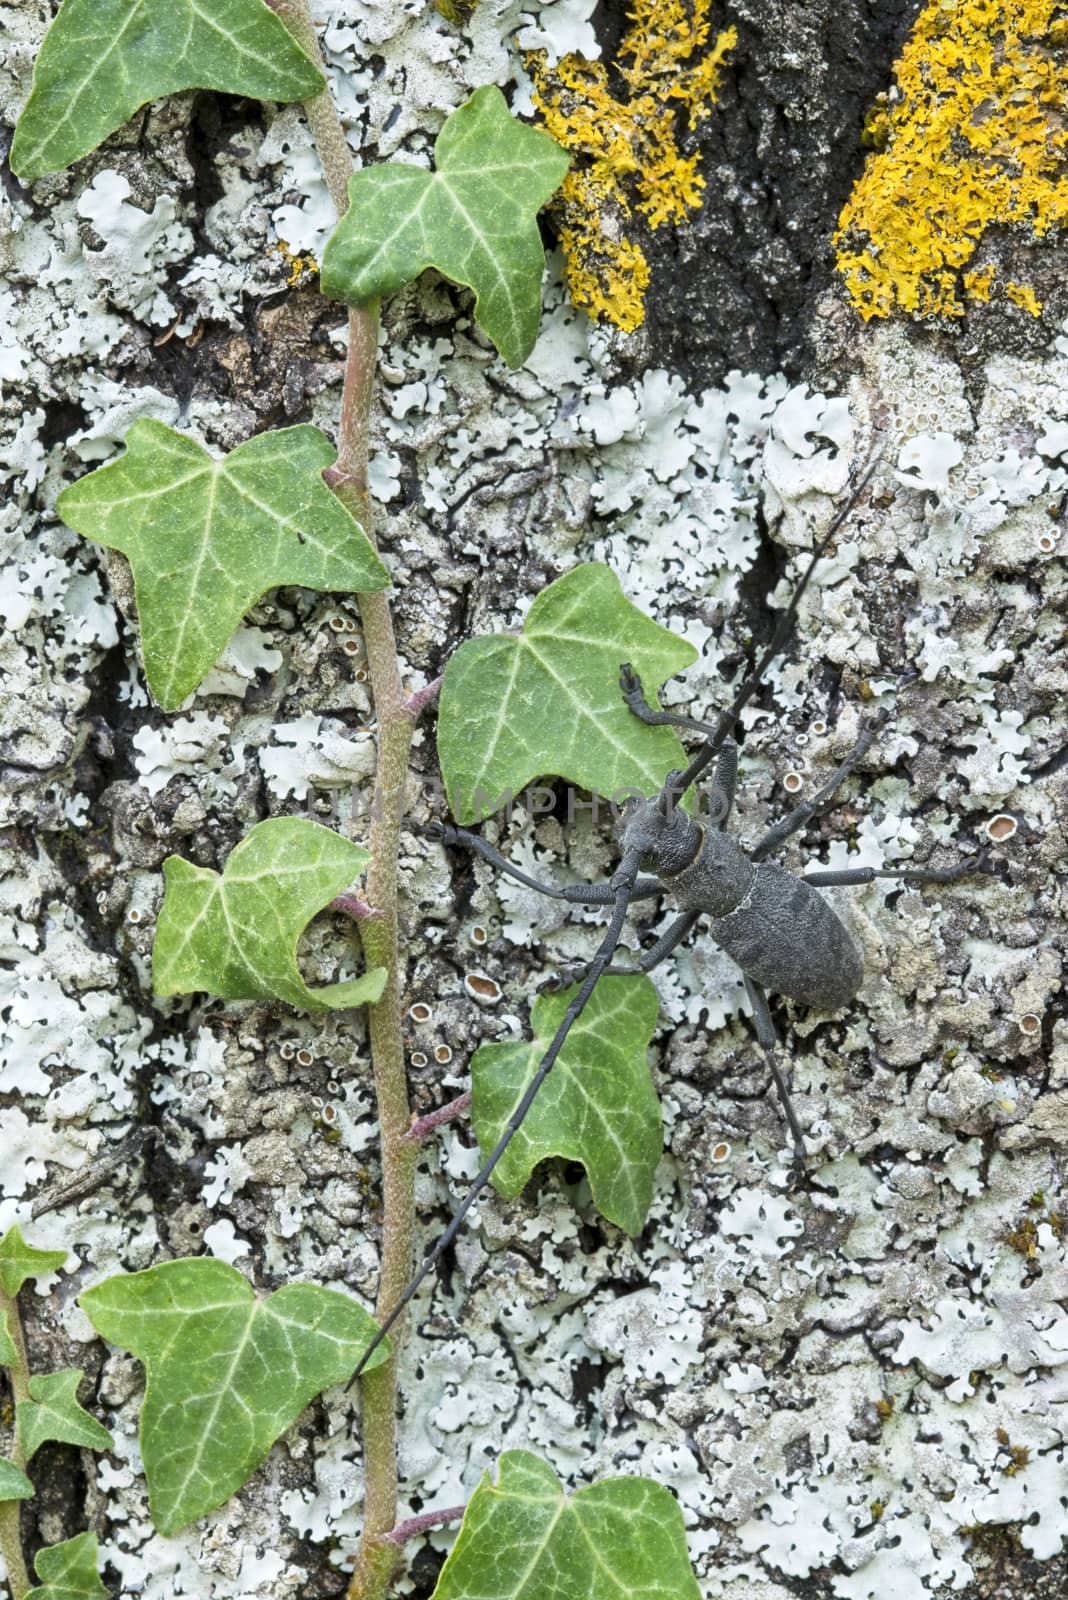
617,789,702,877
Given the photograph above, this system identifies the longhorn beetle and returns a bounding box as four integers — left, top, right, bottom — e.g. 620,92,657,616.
351,451,990,1379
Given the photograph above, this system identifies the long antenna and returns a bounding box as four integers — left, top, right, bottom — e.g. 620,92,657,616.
664,447,884,803
349,848,643,1385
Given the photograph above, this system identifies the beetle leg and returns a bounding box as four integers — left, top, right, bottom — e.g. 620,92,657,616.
743,976,807,1168
802,856,992,888
420,821,664,904
544,909,702,990
621,909,702,974
751,713,889,862
619,664,720,736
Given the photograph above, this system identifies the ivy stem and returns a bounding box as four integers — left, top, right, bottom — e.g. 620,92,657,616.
0,1284,32,1599
270,8,417,1599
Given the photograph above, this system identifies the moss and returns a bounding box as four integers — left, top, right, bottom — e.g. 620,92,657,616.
1007,1199,1064,1254
435,0,478,21
1006,1213,1040,1256
835,0,1068,322
995,1427,1031,1475
861,99,892,151
528,0,736,331
959,1521,1026,1554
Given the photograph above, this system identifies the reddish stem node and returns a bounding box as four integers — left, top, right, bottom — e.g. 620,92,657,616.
402,1090,472,1144
333,894,385,921
404,677,443,719
382,1506,467,1547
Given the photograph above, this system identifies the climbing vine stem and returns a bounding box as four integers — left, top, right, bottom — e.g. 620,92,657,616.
269,6,418,1597
0,1283,32,1599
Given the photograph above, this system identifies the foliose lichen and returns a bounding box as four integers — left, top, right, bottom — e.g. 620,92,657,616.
834,0,1068,321
527,0,736,332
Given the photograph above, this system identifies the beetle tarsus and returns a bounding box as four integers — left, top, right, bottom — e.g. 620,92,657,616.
417,819,455,843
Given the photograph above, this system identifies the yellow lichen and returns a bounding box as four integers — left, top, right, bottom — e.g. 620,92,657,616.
834,0,1068,322
1005,279,1043,313
528,0,736,331
963,263,996,301
270,239,318,288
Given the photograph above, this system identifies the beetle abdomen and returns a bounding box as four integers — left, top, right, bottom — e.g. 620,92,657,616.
710,862,863,1010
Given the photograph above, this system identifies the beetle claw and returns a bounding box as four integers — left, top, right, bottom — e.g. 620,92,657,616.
416,819,453,843
619,662,643,701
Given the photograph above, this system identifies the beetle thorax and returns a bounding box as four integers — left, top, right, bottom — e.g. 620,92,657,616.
672,827,755,915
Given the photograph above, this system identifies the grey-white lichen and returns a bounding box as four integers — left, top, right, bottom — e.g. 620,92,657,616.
2,1,1067,1597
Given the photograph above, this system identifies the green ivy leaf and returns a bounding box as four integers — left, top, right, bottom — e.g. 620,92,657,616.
10,0,323,181
17,1370,114,1464
432,1451,702,1600
0,1309,18,1366
472,975,661,1236
56,421,389,709
321,86,569,368
437,563,697,824
0,1225,67,1297
80,1257,388,1535
0,1458,34,1502
25,1532,107,1600
153,817,387,1011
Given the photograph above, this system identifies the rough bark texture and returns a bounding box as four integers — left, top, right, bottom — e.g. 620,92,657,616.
2,2,1067,1598
616,0,924,386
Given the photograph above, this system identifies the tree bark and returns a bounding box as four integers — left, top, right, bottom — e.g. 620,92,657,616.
1,3,1066,1597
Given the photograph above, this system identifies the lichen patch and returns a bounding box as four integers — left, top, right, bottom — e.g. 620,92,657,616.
835,0,1068,321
